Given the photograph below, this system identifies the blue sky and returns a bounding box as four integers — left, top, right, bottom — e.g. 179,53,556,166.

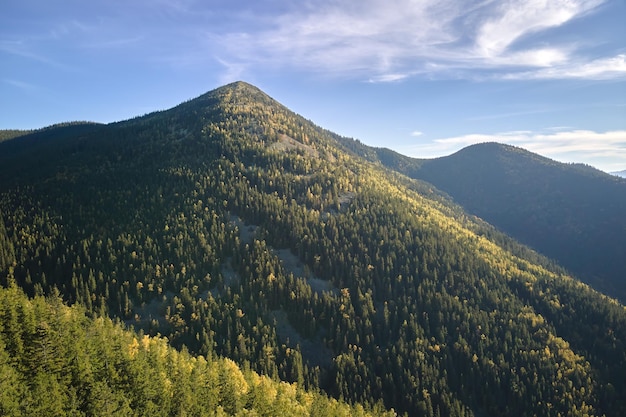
2,0,625,172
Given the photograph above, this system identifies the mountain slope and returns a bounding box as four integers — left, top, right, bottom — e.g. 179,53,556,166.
379,142,626,303
0,282,394,416
1,81,626,416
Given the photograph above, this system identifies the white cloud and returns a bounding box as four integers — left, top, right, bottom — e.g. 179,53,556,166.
474,0,600,57
402,128,626,172
502,54,626,79
209,0,623,82
215,57,249,85
491,48,570,67
411,130,424,137
369,73,411,83
217,0,458,77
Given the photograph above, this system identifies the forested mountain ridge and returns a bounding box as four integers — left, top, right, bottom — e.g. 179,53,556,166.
0,129,32,143
370,142,626,303
1,81,626,416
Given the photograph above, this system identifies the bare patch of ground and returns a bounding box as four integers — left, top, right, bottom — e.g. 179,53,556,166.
337,191,356,207
273,248,337,295
221,258,240,287
206,257,241,300
268,134,319,158
324,191,356,218
127,291,174,329
229,214,259,244
271,309,333,368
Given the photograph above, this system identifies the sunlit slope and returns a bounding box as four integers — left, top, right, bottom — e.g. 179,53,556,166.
1,81,625,416
0,283,395,416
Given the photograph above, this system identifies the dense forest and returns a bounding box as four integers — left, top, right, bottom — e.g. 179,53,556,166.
369,142,626,303
0,282,394,416
1,81,626,416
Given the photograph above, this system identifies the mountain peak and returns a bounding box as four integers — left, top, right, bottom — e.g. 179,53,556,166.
219,80,259,90
171,80,282,119
453,142,531,159
208,80,263,98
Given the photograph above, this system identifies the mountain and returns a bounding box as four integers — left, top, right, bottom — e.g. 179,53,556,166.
1,81,626,416
372,142,626,303
611,169,626,178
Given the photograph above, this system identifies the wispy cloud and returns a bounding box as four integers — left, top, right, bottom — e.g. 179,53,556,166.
402,128,626,172
5,0,620,82
213,0,459,78
0,39,69,69
209,0,624,82
215,57,249,85
3,78,38,92
474,0,601,58
369,73,411,83
502,54,626,80
82,35,144,49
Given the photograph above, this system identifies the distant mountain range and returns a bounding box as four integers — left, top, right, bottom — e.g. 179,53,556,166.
611,169,626,178
1,81,625,416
